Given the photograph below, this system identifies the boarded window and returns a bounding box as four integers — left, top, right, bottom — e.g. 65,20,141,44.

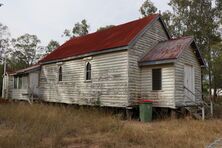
59,66,62,81
152,69,162,90
86,62,91,80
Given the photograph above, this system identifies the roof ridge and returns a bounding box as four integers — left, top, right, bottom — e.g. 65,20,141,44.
40,14,160,63
68,14,160,41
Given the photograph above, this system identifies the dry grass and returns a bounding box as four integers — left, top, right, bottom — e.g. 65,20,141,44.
0,102,222,148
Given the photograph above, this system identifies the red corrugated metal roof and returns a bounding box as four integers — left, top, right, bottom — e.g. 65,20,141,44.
140,36,194,63
40,14,159,63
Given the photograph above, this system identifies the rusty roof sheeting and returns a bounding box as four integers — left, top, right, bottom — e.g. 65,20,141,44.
139,36,205,66
39,14,159,63
140,36,193,63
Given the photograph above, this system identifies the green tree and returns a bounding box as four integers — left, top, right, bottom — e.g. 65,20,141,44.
211,42,222,97
140,0,158,17
63,19,90,38
216,0,222,21
168,0,221,98
0,23,10,60
46,40,60,53
35,40,60,61
97,25,115,32
10,33,40,70
161,11,175,37
0,23,10,96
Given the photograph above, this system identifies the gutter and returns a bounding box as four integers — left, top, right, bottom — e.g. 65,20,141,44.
139,59,176,66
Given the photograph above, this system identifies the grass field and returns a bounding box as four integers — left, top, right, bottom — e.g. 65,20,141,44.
0,102,222,148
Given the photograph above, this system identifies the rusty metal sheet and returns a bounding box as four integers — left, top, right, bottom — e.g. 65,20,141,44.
40,14,159,63
140,36,193,63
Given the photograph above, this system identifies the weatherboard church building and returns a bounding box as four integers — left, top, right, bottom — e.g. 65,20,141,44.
2,14,205,111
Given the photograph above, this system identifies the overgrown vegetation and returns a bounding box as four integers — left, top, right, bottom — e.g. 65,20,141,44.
0,102,222,148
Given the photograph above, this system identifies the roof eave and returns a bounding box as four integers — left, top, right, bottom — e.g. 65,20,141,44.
40,45,128,65
191,41,206,67
139,59,176,66
9,66,41,76
174,36,206,67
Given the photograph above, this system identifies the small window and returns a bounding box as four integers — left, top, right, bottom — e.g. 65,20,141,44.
18,77,22,89
14,76,23,89
86,62,91,80
152,69,162,90
14,76,18,89
58,66,62,81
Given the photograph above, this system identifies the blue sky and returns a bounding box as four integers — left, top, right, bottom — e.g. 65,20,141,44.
0,0,171,46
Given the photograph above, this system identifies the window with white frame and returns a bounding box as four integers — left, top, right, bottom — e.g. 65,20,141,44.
14,76,24,89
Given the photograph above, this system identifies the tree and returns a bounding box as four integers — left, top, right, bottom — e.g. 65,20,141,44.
46,40,60,53
167,0,222,116
211,42,222,98
63,19,90,38
216,0,222,21
140,0,157,17
0,23,10,96
0,23,10,60
161,11,176,37
97,25,115,32
169,0,221,94
10,33,40,70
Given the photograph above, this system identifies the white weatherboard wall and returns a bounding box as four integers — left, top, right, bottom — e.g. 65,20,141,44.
8,75,29,100
141,64,175,108
128,19,169,104
29,72,39,96
39,50,129,107
175,46,202,106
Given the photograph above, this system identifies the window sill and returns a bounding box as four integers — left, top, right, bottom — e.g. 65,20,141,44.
151,90,164,92
84,80,92,83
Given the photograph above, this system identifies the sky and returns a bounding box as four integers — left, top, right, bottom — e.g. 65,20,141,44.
0,0,171,46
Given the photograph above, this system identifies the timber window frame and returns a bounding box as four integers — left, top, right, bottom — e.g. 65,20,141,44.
14,76,23,89
14,76,18,89
18,77,22,89
152,68,162,91
58,66,62,81
85,62,91,81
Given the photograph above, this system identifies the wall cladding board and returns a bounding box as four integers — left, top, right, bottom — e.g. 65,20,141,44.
141,65,175,108
128,19,169,106
175,46,202,106
7,76,29,100
39,51,129,107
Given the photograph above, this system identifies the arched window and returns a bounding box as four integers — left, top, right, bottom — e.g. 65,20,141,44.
59,66,62,81
86,62,91,80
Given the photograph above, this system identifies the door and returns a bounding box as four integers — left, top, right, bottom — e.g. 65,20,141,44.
29,72,39,97
184,64,195,101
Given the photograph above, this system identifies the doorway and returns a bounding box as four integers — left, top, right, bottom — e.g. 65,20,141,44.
184,64,195,101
